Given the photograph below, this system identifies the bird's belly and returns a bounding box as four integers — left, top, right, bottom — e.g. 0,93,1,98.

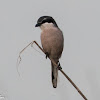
41,29,64,59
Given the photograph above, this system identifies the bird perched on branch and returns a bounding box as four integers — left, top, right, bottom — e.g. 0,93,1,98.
35,16,64,88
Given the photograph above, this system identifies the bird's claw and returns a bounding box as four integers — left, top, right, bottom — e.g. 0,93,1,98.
57,62,62,70
45,52,49,59
57,66,62,70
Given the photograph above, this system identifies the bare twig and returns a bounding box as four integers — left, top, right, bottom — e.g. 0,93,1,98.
16,41,44,76
17,40,88,100
32,41,88,100
16,41,36,76
17,41,45,63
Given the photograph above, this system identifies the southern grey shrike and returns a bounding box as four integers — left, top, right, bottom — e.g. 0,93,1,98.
35,16,64,88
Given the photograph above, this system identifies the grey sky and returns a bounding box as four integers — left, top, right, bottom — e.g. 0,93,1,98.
0,0,100,100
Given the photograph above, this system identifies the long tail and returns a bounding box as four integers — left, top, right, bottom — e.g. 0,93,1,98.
51,61,58,88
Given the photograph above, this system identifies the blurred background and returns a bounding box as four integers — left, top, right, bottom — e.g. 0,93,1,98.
0,0,100,100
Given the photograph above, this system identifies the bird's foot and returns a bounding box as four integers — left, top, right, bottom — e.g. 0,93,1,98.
57,62,62,70
45,52,49,59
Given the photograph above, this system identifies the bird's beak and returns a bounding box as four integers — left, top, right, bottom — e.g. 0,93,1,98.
35,23,40,27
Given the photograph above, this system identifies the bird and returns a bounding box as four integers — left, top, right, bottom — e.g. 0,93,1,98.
35,16,64,88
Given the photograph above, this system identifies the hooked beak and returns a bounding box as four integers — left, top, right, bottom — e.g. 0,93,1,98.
35,23,41,27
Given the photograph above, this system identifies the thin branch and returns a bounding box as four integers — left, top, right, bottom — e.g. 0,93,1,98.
16,41,44,76
16,41,36,76
17,40,88,100
32,41,88,100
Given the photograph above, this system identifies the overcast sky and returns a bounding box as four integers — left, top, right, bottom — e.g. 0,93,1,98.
0,0,100,100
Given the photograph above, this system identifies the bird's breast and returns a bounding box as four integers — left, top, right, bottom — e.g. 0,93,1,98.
41,28,64,59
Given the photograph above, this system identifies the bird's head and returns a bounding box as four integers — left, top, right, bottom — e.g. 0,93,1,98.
35,16,58,28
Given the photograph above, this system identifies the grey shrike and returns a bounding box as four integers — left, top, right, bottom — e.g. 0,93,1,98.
35,16,64,88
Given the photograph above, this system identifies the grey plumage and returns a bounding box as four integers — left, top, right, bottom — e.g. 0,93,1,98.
35,16,64,88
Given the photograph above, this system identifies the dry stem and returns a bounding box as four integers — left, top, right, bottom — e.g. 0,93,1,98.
17,40,88,100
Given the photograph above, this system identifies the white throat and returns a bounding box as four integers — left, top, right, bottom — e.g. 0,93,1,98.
40,22,55,30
